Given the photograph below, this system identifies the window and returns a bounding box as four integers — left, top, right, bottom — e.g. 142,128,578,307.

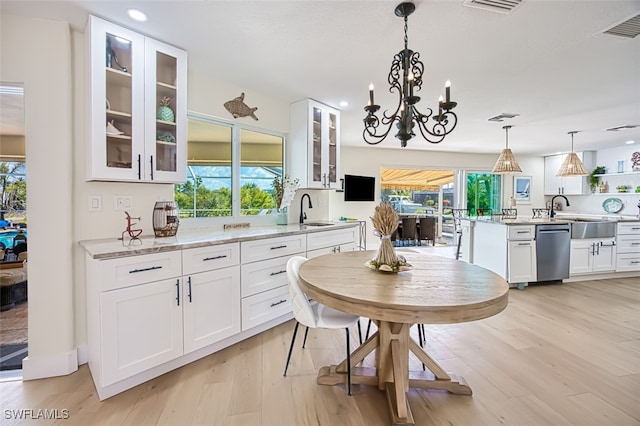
466,172,502,215
175,113,284,220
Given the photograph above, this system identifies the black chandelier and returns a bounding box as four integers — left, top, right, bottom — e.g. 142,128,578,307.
363,2,458,148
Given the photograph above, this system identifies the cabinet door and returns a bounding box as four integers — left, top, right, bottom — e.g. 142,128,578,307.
87,16,145,181
570,240,594,275
592,243,616,272
100,278,183,386
183,267,241,354
544,155,563,195
326,109,340,188
307,227,357,251
289,99,340,189
507,240,537,283
144,37,187,183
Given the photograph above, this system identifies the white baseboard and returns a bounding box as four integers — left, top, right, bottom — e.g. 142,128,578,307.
21,348,78,380
76,343,89,365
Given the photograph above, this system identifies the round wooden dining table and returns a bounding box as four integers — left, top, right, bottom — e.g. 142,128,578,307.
298,250,509,426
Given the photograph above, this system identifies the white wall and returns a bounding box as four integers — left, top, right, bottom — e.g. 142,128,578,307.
1,15,76,378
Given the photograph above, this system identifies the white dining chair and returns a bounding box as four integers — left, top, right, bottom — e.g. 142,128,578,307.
283,255,360,395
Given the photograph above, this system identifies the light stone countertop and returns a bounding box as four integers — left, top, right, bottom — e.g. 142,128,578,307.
80,221,360,260
462,213,640,227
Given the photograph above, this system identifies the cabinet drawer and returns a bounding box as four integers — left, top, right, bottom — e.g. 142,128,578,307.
307,227,357,251
615,253,640,272
99,251,182,291
241,234,306,264
617,222,640,235
616,235,640,253
241,255,299,297
241,285,291,331
508,225,535,240
182,243,240,275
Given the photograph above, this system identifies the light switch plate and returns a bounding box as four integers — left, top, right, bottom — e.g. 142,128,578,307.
88,195,102,212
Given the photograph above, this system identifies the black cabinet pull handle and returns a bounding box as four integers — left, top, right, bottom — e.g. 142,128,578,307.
203,255,227,261
271,245,287,250
176,279,180,306
270,299,287,307
129,265,162,274
150,155,154,180
187,277,192,303
137,154,141,180
270,270,286,276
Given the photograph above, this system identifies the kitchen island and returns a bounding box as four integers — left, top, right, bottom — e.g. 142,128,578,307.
461,215,640,289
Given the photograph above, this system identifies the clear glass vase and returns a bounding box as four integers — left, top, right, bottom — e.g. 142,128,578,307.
276,207,288,225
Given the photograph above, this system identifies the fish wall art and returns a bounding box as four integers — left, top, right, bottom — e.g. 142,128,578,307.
223,92,258,121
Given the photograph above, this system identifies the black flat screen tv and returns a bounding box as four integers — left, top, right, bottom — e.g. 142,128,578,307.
344,174,375,202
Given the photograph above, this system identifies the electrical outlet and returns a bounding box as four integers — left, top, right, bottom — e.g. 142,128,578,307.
114,195,133,211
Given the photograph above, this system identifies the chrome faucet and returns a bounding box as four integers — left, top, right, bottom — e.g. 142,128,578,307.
550,194,570,218
299,193,313,224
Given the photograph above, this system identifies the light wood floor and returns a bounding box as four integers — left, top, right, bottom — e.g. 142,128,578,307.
1,276,638,425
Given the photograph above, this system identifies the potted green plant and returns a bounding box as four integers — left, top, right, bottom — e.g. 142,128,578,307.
588,166,606,193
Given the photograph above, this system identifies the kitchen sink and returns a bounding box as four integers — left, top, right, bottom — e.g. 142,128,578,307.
303,222,335,227
570,221,616,239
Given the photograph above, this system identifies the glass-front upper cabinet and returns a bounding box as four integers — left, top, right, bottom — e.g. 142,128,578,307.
86,15,186,183
289,99,341,189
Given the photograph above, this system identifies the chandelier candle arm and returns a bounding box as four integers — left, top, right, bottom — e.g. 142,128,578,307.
362,1,459,147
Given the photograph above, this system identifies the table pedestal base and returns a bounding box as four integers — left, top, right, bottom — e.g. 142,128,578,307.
316,322,472,426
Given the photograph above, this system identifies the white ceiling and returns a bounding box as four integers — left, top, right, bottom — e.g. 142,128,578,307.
2,0,639,157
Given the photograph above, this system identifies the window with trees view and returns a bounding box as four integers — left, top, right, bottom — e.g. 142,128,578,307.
0,162,26,226
175,113,283,219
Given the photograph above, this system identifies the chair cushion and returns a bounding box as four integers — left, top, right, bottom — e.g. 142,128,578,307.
313,302,359,329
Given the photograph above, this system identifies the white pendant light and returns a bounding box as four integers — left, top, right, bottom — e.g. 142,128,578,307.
492,125,522,174
556,131,588,176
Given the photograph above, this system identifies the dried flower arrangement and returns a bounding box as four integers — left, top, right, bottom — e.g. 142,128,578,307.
366,202,411,272
273,175,300,210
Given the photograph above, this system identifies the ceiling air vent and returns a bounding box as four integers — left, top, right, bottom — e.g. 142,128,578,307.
606,124,640,132
463,0,524,14
603,14,640,39
488,113,519,122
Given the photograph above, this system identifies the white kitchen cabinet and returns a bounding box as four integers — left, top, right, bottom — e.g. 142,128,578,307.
306,227,357,258
182,267,241,354
91,251,183,387
508,240,537,284
543,152,594,195
507,225,536,286
87,15,187,182
289,99,340,189
182,244,241,353
239,234,306,331
100,277,183,386
616,222,640,272
570,238,616,275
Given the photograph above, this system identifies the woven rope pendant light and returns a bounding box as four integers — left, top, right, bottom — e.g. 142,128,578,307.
492,125,522,174
556,131,588,176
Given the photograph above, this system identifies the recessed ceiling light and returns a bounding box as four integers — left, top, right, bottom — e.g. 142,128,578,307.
625,140,635,145
127,9,148,22
339,101,349,108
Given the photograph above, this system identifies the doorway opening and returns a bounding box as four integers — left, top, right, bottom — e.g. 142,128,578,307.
0,83,27,376
380,167,456,245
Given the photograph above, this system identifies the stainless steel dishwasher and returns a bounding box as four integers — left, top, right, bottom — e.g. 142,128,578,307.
536,223,571,282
